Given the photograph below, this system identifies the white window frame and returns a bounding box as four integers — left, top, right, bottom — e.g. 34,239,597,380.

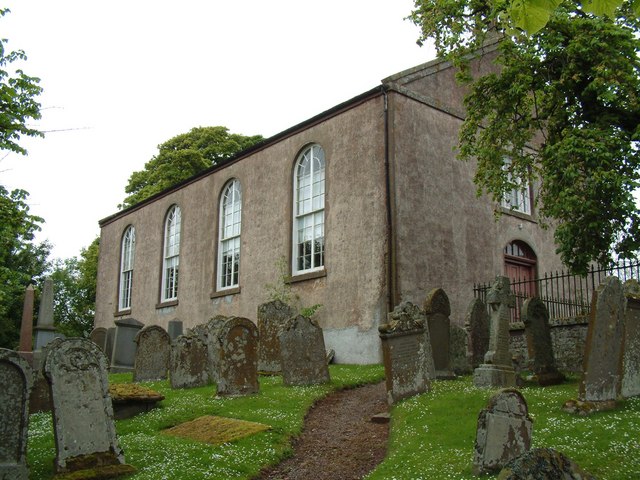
118,225,135,311
292,144,325,275
502,158,532,215
218,179,242,290
161,205,181,302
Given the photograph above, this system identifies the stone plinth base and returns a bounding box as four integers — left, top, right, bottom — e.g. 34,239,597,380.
435,370,457,380
473,364,516,388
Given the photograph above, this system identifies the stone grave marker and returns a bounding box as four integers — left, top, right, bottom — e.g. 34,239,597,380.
465,297,490,369
89,327,108,353
579,276,626,403
473,389,533,475
473,277,517,388
168,319,183,340
217,317,259,396
204,315,229,384
258,300,296,373
169,334,209,389
623,279,640,398
110,317,144,373
280,315,331,386
106,327,116,364
0,348,34,480
498,447,596,479
34,277,57,349
521,297,565,386
133,325,171,382
424,288,456,379
43,337,134,477
378,302,432,405
450,323,472,375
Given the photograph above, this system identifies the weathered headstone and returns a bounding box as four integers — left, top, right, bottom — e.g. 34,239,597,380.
169,334,209,389
473,277,517,388
167,319,183,341
110,317,144,373
257,300,296,373
43,337,134,477
498,448,596,480
106,327,116,364
622,279,640,398
424,288,456,379
204,315,229,384
465,297,490,369
473,389,533,475
0,348,34,480
579,276,626,403
450,323,472,375
133,325,171,382
280,315,331,386
521,297,565,386
217,317,259,396
89,327,108,352
19,284,34,352
378,302,432,405
34,277,57,350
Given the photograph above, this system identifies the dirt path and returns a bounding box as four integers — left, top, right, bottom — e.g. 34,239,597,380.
254,381,389,480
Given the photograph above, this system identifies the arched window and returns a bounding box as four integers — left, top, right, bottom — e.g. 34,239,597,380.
293,144,325,274
161,205,181,302
218,179,242,289
118,225,135,311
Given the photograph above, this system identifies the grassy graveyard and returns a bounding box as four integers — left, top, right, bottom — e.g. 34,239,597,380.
27,366,640,479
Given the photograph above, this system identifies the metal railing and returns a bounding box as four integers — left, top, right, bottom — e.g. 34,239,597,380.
473,260,640,324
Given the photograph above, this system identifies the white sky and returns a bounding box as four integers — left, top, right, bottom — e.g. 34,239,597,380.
1,0,435,260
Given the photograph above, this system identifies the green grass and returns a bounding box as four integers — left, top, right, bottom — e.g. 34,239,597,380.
27,368,640,479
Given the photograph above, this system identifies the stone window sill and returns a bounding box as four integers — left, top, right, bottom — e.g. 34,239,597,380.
210,286,241,299
289,269,327,284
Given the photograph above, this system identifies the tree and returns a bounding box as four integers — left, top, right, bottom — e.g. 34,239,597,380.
49,237,99,338
410,0,640,273
0,186,51,348
0,8,43,155
121,126,264,208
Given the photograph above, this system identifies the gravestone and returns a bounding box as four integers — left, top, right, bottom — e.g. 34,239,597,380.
622,279,640,398
579,276,626,403
424,288,456,379
473,389,533,475
498,448,596,479
473,277,517,388
133,325,171,382
521,297,565,386
110,317,144,373
34,277,57,349
465,297,490,369
450,323,472,375
204,315,229,384
280,315,331,386
43,337,134,477
0,348,34,480
167,319,183,340
19,284,34,352
28,350,52,414
89,327,108,352
169,334,209,389
257,300,296,373
217,317,259,396
106,327,116,364
378,302,432,405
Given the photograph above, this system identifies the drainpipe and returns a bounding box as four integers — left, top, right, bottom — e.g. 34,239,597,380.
382,86,397,314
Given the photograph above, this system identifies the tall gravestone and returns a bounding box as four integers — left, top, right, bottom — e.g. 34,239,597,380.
110,318,144,373
473,389,533,475
521,297,565,386
579,276,626,403
167,319,183,341
0,348,34,480
133,325,171,382
105,327,116,364
217,317,259,396
204,315,229,384
379,302,432,405
465,297,490,369
89,327,108,352
169,334,209,389
280,315,331,386
43,338,134,477
622,279,640,398
257,300,296,373
424,288,456,379
19,284,34,352
34,277,57,350
450,323,472,375
473,277,516,388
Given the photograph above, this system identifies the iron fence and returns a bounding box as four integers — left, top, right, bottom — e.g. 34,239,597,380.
473,260,640,324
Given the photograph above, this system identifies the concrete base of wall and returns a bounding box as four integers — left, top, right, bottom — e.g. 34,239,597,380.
323,326,383,365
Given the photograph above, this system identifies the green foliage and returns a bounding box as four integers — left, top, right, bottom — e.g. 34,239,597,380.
120,126,264,209
411,0,640,273
0,186,50,348
0,8,43,155
264,256,323,317
49,237,99,338
28,365,385,479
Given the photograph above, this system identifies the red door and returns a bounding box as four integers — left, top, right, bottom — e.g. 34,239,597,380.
504,241,537,322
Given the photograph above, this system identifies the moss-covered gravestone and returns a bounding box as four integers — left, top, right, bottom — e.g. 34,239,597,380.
169,334,209,389
258,300,296,373
133,325,171,382
424,288,456,379
279,315,330,386
0,348,33,480
217,317,259,397
43,338,135,478
623,279,640,398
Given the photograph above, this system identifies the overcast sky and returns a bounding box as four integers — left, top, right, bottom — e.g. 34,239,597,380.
1,1,436,260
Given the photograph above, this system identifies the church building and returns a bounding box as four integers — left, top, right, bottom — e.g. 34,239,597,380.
94,43,561,364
